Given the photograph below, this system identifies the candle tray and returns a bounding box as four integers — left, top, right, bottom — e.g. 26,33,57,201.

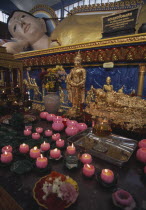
67,128,137,166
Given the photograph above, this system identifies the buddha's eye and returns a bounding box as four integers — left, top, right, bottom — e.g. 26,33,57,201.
13,25,17,32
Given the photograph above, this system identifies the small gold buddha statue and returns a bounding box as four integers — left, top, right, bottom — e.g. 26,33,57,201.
103,76,113,92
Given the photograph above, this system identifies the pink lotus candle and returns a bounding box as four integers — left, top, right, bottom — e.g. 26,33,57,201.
80,153,92,164
40,112,48,119
52,121,64,131
138,139,146,148
1,152,13,163
19,143,29,153
25,125,32,130
30,146,40,159
82,164,95,177
36,154,48,168
24,129,32,136
50,148,61,159
44,129,53,137
100,169,114,183
136,148,146,163
46,114,55,121
52,133,60,141
66,120,78,127
36,127,43,133
2,145,12,153
65,125,79,136
40,141,50,151
32,132,40,140
56,139,65,148
62,118,68,127
77,123,88,132
67,143,76,155
53,116,63,122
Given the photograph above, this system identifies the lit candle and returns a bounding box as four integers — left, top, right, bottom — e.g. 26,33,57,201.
66,120,78,127
100,169,114,183
36,127,43,133
25,125,32,130
40,112,48,119
82,164,95,177
24,129,32,136
32,132,40,140
2,145,12,153
44,129,53,137
19,143,29,153
50,148,61,159
77,123,88,132
1,152,13,163
138,139,146,148
136,148,146,163
53,116,63,122
80,153,92,164
52,121,64,131
40,141,50,151
30,146,40,159
65,125,79,136
52,133,60,141
36,154,48,168
46,114,55,121
67,143,76,155
56,139,65,148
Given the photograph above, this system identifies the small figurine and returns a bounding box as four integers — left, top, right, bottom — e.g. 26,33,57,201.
103,77,113,92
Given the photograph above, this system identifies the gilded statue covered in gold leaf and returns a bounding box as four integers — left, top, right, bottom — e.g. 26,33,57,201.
103,76,113,92
66,51,86,116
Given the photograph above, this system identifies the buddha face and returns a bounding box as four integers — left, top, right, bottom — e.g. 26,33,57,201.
106,77,111,85
8,11,46,45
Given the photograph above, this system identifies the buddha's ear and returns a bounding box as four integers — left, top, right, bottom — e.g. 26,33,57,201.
39,18,47,33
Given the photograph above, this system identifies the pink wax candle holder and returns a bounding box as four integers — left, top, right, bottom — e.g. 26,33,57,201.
19,143,29,153
50,148,61,159
30,146,40,159
1,152,13,163
56,139,65,148
100,169,114,183
32,132,40,140
66,120,78,127
46,114,55,121
77,123,88,132
65,125,79,136
36,127,43,133
82,164,95,177
52,133,60,141
66,143,76,155
136,148,146,163
53,116,63,122
40,141,50,151
44,129,53,137
52,121,64,131
40,112,48,119
80,153,92,164
138,139,146,148
2,145,13,153
24,129,32,136
25,125,32,130
36,154,48,168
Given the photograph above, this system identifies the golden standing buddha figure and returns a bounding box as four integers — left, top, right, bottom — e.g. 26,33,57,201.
66,51,86,117
103,76,113,92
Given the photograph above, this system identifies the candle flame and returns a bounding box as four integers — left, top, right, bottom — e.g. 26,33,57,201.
40,154,43,158
6,146,9,149
104,169,109,173
85,154,87,158
43,141,46,144
54,148,58,151
59,139,62,141
22,143,26,146
87,164,91,168
71,143,74,148
34,146,37,150
4,151,7,155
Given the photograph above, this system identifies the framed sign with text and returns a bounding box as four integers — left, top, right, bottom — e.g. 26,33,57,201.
102,8,140,38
